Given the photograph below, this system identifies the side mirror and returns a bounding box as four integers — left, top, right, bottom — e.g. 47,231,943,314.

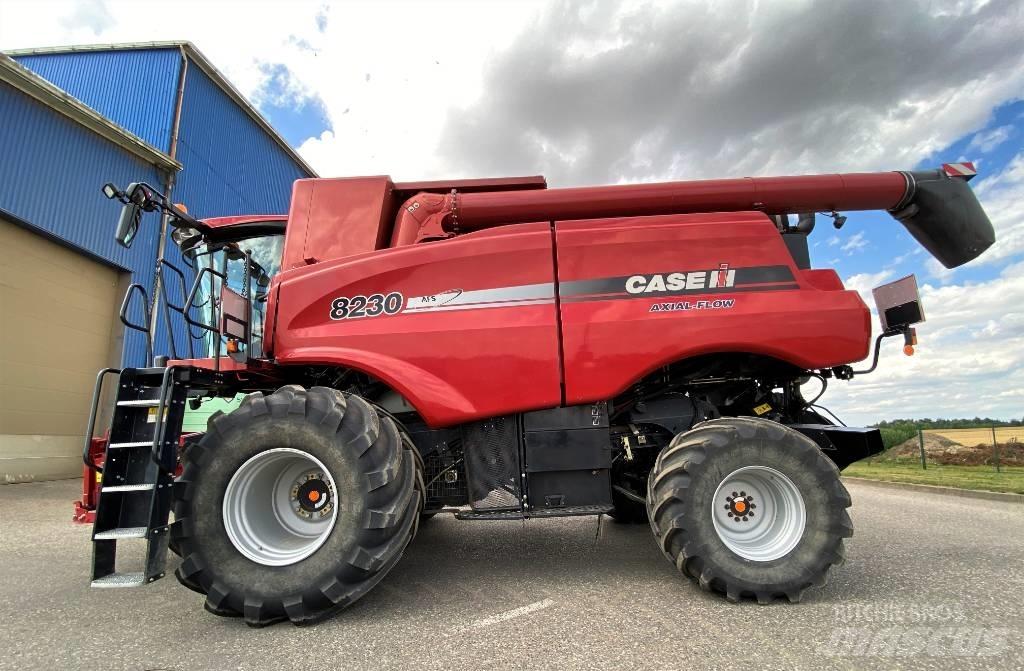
115,201,142,248
114,183,149,249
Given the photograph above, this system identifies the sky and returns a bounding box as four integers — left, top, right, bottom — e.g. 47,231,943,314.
1,0,1021,425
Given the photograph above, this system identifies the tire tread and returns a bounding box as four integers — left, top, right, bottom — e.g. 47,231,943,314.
172,385,423,626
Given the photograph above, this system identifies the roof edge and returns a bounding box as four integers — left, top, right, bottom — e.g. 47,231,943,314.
0,53,182,173
6,41,319,178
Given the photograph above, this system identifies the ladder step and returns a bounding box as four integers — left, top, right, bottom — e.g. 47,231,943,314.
107,441,153,449
101,484,155,493
117,399,161,407
91,572,146,588
94,526,148,540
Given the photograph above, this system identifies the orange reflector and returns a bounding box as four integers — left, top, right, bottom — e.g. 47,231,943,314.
174,202,188,213
903,345,915,356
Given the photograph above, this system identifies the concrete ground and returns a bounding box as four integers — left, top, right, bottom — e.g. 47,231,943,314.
0,479,1020,671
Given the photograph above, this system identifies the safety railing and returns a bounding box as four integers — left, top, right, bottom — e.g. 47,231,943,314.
119,283,153,366
82,367,121,472
117,251,252,371
156,258,207,361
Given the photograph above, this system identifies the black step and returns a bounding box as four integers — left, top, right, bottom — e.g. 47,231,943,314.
90,366,188,588
455,509,524,520
91,572,146,588
528,504,613,518
454,504,614,521
94,526,147,540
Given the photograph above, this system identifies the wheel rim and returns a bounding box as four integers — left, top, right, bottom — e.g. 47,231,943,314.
711,465,806,562
223,448,339,566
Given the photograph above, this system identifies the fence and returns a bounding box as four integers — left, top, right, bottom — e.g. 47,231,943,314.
867,426,1024,472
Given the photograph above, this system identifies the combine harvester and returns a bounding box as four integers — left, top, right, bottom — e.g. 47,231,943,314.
80,162,993,625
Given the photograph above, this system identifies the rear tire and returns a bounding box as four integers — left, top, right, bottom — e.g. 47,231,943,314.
171,385,422,626
646,417,851,603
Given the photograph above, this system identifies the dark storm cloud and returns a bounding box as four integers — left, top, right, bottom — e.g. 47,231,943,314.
438,0,1024,186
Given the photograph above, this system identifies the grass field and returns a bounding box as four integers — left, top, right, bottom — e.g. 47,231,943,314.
925,427,1024,445
844,462,1024,494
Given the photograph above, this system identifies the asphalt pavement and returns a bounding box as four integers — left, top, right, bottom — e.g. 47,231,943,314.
0,478,1020,670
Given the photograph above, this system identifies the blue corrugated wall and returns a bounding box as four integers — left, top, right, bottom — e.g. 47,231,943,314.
174,65,306,217
0,83,166,366
14,49,181,152
6,47,310,367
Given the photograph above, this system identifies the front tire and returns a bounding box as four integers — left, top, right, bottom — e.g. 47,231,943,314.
646,417,851,603
171,386,421,626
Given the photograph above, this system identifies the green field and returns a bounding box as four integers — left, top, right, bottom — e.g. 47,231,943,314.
844,462,1024,494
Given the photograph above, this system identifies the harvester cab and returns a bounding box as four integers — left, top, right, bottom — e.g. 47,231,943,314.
102,181,284,364
81,162,994,624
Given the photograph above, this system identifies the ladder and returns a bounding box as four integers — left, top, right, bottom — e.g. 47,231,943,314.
89,367,188,588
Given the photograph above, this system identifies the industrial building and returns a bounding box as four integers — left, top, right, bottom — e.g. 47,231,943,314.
0,42,315,482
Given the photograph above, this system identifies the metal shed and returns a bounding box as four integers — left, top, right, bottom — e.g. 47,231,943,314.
0,43,315,482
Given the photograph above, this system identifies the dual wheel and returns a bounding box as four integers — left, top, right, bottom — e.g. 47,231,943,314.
646,417,852,602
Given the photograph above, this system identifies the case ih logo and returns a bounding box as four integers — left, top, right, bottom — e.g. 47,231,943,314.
626,263,736,294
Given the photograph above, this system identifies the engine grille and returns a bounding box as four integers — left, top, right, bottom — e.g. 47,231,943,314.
462,416,522,511
423,452,467,509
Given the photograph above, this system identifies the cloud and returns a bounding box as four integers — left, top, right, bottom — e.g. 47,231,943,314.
844,270,895,306
925,257,958,283
967,124,1015,153
841,231,868,254
436,0,1024,186
56,0,112,36
972,151,1024,263
828,270,1024,424
314,5,328,33
4,0,1022,184
251,62,325,112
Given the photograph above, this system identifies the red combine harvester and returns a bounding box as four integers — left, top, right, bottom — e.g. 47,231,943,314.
83,163,993,626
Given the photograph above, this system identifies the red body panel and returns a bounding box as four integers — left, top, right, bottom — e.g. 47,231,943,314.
200,214,286,229
283,177,395,270
272,223,563,426
269,211,869,427
555,213,869,404
393,175,546,195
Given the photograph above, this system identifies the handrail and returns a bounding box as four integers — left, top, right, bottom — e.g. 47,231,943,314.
115,244,259,370
182,265,226,334
151,366,177,471
83,368,121,472
156,258,201,360
119,283,152,366
183,265,228,370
